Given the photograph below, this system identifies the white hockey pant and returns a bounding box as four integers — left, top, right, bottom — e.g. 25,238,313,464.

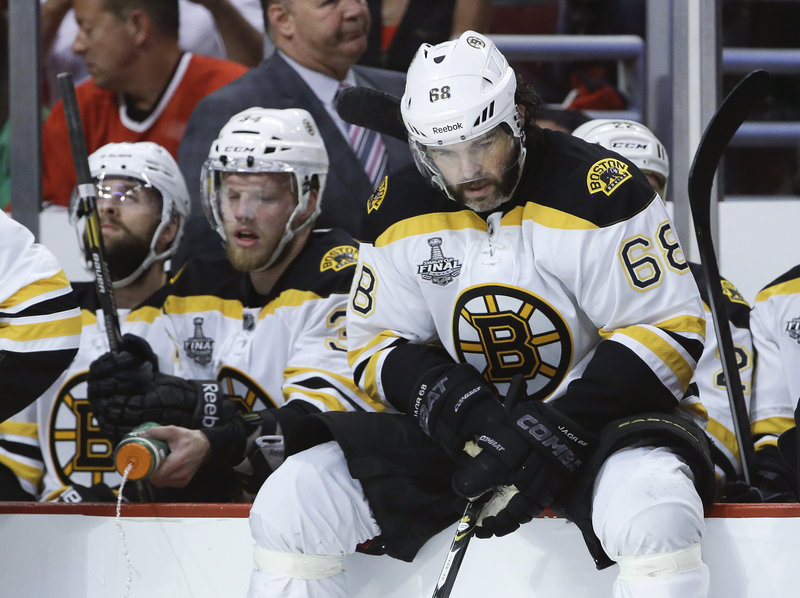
593,445,709,598
247,442,708,598
247,441,379,598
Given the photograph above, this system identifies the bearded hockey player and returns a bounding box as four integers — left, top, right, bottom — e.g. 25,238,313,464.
242,31,716,598
0,141,192,501
85,108,381,495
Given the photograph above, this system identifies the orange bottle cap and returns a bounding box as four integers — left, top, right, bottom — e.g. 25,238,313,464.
115,442,155,480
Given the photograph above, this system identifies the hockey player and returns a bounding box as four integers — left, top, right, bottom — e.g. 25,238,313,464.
0,214,81,416
85,108,382,494
244,31,715,598
570,119,778,499
0,141,193,501
749,268,800,498
0,214,81,500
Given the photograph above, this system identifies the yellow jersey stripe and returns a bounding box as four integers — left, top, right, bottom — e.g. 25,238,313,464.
375,211,485,247
164,295,243,318
755,277,800,302
615,325,694,390
260,290,323,317
706,418,740,463
0,270,71,310
752,416,795,437
1,313,83,341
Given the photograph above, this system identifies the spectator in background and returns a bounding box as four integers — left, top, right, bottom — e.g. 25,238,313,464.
40,0,248,208
174,0,413,268
39,0,264,106
358,0,493,72
535,105,590,133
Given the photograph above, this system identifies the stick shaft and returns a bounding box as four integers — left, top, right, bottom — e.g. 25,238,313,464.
431,495,487,598
56,72,122,352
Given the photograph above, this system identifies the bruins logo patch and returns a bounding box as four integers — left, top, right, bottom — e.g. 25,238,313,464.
587,158,632,196
367,176,388,213
721,279,749,306
217,366,275,412
321,245,358,272
452,285,572,398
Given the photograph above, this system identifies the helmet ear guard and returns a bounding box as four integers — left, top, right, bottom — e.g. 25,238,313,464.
201,107,329,271
69,141,191,288
572,119,670,199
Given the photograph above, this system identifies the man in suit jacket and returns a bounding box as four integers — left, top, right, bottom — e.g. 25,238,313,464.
175,0,413,266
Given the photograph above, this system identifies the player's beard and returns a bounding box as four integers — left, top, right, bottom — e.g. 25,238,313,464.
447,164,520,212
84,222,154,283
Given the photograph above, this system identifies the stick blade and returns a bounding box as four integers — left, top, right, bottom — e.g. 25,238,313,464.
335,86,407,141
688,69,770,228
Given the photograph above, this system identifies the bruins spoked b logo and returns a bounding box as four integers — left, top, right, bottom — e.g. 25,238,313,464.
452,285,572,398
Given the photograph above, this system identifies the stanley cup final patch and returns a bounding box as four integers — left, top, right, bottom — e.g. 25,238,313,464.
586,158,632,196
786,316,800,344
184,316,214,366
417,237,462,286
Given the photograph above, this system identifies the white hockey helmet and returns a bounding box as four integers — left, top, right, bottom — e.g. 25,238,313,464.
572,119,670,198
201,107,329,271
400,30,526,200
69,141,190,288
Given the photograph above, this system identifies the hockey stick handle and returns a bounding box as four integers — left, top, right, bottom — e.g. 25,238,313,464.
688,69,770,484
56,72,123,353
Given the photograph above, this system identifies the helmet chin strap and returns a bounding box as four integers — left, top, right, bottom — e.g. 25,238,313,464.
250,205,315,273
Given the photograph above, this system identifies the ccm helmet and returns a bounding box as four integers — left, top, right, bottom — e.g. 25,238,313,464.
400,30,525,200
572,119,670,198
201,107,329,270
69,141,190,288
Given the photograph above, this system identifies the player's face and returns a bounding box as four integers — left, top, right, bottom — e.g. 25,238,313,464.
91,177,162,281
271,0,370,79
425,125,520,212
219,172,297,272
72,0,138,90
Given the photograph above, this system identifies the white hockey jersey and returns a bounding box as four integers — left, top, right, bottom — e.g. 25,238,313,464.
162,229,382,416
750,265,800,448
0,283,175,499
347,130,706,430
0,212,81,420
688,263,754,481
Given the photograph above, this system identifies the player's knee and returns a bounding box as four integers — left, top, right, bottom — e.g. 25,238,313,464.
612,500,704,558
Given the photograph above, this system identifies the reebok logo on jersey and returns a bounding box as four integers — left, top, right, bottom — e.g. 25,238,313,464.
418,237,462,286
586,158,632,196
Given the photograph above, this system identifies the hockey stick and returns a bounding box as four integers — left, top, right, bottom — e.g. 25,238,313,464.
430,375,525,598
687,69,770,485
57,72,123,353
335,86,406,141
431,490,492,598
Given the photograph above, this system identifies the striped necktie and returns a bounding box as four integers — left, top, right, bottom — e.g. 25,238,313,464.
339,82,388,188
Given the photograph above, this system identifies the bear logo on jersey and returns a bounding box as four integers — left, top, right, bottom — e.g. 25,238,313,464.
721,279,749,306
586,158,632,196
321,245,358,272
49,372,119,490
217,366,276,412
452,285,572,398
418,237,462,286
367,177,388,213
786,317,800,343
184,317,214,366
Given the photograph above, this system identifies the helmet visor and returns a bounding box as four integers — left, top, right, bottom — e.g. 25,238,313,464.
411,123,524,210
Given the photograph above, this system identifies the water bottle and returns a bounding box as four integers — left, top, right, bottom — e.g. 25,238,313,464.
113,422,170,480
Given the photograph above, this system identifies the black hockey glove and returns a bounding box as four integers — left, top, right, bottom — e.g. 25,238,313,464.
411,362,506,456
452,400,595,538
750,445,797,502
201,410,286,495
88,334,237,439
